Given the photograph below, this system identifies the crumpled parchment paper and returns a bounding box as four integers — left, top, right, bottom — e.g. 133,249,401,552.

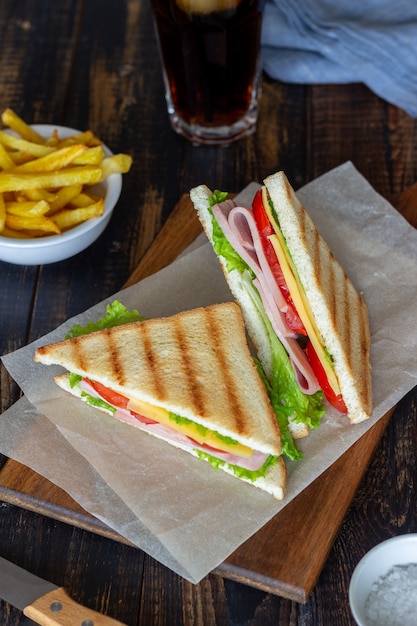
1,161,417,583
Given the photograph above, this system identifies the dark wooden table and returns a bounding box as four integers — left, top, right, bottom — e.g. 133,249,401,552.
1,1,417,624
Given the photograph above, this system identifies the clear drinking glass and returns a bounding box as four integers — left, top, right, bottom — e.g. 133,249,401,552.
151,0,264,146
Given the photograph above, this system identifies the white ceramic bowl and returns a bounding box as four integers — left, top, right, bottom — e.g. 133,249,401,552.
0,124,122,265
349,534,417,625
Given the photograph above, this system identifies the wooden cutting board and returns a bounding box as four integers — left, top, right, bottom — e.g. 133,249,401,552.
1,183,416,602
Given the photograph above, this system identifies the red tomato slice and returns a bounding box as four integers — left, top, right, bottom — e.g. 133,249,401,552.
305,341,348,413
86,379,129,408
252,190,307,335
85,379,157,424
252,189,273,236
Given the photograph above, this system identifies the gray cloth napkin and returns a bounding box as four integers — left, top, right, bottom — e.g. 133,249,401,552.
261,0,417,116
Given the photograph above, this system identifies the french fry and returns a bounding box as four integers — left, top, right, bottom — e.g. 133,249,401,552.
19,188,58,203
0,166,102,193
1,109,45,144
11,144,88,173
56,130,102,148
0,143,16,170
72,145,105,165
0,131,54,157
6,200,50,217
52,199,104,231
46,184,83,215
69,191,101,208
0,225,33,239
44,130,60,147
100,154,133,180
5,213,61,234
3,151,36,166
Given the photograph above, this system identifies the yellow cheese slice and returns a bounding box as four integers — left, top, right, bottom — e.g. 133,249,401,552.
262,188,341,395
126,397,254,459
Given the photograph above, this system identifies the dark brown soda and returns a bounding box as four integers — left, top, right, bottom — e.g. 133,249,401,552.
152,0,262,127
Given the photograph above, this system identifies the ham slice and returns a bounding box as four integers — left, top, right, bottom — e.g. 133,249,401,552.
212,200,319,394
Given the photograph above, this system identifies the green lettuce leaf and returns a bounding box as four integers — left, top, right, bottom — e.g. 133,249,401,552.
209,191,254,276
169,412,239,446
80,391,116,414
209,190,228,206
65,300,144,338
196,449,278,482
68,373,117,414
68,372,82,388
240,270,325,460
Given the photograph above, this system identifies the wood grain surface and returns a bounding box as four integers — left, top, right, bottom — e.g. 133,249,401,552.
1,1,417,624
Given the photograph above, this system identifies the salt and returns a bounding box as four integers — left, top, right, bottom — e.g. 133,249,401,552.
365,563,417,626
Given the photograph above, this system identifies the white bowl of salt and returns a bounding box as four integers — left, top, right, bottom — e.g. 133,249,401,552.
349,534,417,626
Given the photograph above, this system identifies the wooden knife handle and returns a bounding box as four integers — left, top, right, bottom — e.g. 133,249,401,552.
23,586,126,625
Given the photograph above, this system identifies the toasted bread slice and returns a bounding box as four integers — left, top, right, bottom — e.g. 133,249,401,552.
264,172,372,423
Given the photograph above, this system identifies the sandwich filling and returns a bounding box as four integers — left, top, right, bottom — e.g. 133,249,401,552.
258,187,346,411
66,372,278,481
203,186,356,458
209,188,347,415
211,192,318,394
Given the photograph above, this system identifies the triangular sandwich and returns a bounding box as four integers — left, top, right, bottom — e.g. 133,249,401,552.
190,172,372,454
34,302,286,499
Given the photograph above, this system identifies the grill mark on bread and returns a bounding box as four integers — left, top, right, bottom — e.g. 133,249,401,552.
207,306,246,435
172,307,247,433
141,323,165,402
174,316,206,417
62,330,127,385
68,336,88,371
103,328,125,386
